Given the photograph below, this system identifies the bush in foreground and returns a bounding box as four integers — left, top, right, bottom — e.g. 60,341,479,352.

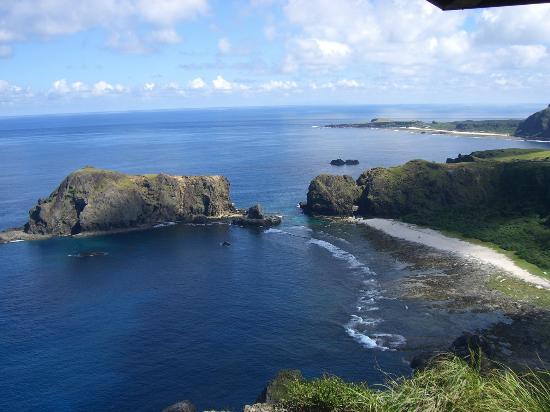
277,356,550,412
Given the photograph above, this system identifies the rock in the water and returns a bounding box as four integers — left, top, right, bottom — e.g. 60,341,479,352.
232,204,282,227
222,241,231,246
330,159,359,166
162,400,196,412
247,204,264,219
23,167,234,236
304,174,361,216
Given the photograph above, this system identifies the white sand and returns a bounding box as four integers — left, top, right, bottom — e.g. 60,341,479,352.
353,218,550,290
405,126,513,138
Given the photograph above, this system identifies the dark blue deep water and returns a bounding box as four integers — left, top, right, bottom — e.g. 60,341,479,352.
0,105,548,411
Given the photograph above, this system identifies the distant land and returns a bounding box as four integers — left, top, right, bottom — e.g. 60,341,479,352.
326,104,550,141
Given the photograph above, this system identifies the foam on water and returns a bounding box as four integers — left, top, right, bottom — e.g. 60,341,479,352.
307,237,405,350
308,238,373,276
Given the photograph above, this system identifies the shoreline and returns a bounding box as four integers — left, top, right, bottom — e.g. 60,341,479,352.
403,126,514,138
0,212,251,244
351,217,550,290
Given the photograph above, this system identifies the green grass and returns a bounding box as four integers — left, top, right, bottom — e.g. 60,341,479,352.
487,275,550,309
277,356,550,412
406,212,550,273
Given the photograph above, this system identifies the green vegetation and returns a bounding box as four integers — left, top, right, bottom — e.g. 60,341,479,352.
487,275,550,309
327,105,550,140
406,212,550,273
356,149,550,272
429,119,521,135
275,356,550,412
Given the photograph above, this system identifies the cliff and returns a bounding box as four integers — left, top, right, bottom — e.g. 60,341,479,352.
304,149,550,269
515,104,550,141
23,167,235,236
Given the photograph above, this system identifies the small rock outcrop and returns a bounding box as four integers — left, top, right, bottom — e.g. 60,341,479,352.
23,167,235,236
330,159,359,166
304,174,361,216
162,400,196,412
232,203,282,227
515,104,550,141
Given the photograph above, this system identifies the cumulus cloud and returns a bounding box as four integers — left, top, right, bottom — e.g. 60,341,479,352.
310,79,363,90
189,77,206,89
212,75,249,91
0,0,207,53
0,79,32,103
143,82,156,91
92,81,128,96
259,80,298,91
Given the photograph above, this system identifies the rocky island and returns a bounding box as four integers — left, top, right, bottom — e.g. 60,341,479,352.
325,105,550,140
0,167,280,242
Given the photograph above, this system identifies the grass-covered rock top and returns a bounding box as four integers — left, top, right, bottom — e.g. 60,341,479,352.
325,105,550,140
304,149,550,272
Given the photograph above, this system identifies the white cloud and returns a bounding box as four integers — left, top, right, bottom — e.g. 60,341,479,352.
189,77,206,89
218,37,232,53
149,28,182,44
212,75,232,90
49,79,90,95
143,82,156,91
0,0,207,52
259,80,298,91
212,75,249,91
0,79,32,103
92,81,127,96
476,5,550,45
310,79,363,90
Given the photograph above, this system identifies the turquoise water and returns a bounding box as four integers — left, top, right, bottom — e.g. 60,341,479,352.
0,105,546,411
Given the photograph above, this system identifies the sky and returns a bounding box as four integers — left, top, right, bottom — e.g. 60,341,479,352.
0,0,549,115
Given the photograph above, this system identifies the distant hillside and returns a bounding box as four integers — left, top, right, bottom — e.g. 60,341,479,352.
515,105,550,140
325,105,550,141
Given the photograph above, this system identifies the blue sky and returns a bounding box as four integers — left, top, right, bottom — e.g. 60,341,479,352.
0,0,549,115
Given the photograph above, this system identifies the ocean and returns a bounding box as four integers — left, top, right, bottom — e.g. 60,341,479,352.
0,105,547,411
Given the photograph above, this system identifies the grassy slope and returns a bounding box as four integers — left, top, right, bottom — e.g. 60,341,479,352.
393,149,550,275
276,356,550,412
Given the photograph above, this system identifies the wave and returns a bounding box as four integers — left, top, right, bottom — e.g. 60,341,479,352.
153,221,176,228
9,239,25,243
308,238,373,276
345,327,406,351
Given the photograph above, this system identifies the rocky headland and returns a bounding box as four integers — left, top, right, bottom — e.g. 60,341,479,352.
0,167,280,242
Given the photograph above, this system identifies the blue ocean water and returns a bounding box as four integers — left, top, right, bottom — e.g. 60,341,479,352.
0,105,547,411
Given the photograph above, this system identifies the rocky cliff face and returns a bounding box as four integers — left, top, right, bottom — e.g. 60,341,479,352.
304,149,550,218
515,105,550,141
25,167,234,235
305,174,361,216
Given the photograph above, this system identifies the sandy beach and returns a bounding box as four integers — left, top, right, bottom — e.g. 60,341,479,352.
353,217,550,290
404,126,515,138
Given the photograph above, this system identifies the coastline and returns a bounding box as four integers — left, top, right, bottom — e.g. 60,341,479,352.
403,126,514,138
351,217,550,290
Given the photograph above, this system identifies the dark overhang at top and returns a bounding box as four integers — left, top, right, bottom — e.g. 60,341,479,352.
427,0,550,9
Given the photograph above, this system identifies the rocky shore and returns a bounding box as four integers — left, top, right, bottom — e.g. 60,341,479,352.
0,167,281,243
